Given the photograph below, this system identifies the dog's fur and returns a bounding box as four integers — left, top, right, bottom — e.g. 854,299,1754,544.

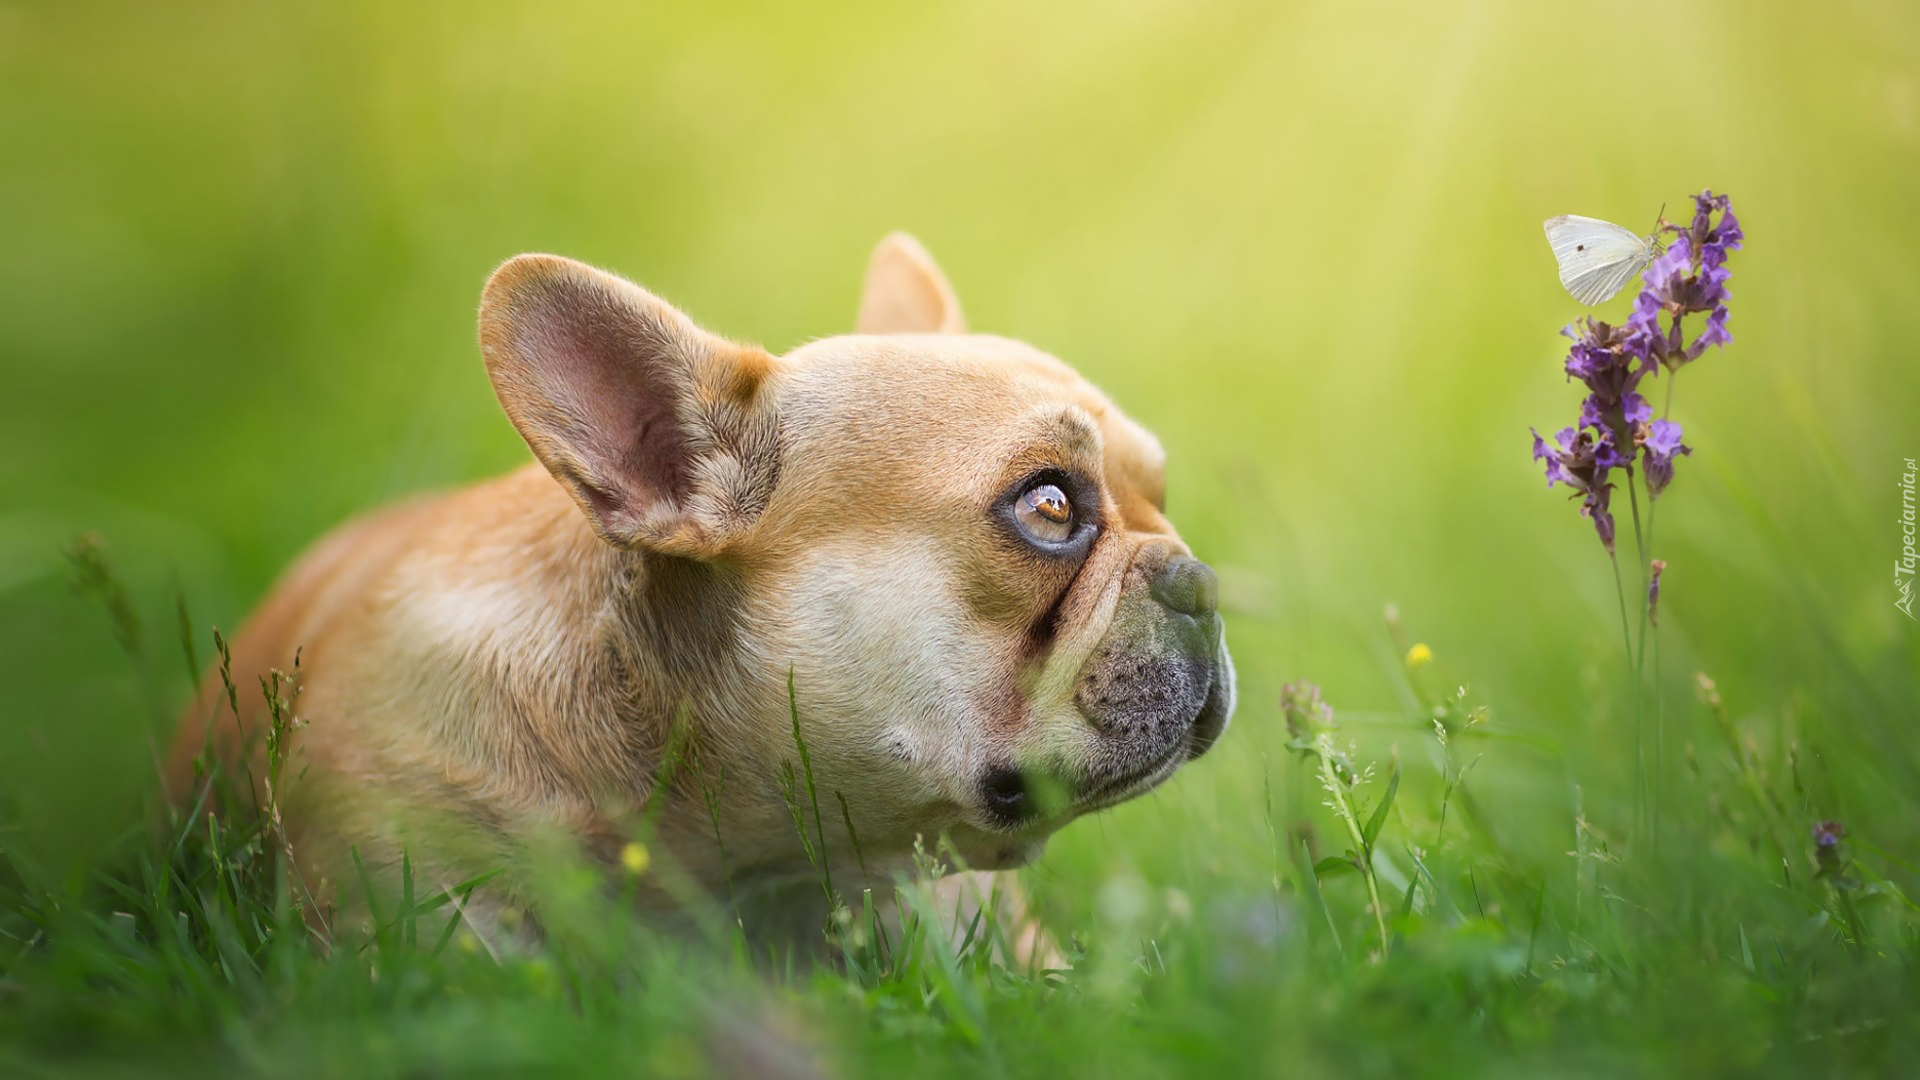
168,234,1232,938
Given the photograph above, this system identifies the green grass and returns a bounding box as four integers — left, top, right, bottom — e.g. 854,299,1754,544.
2,539,1914,1076
4,0,1919,1074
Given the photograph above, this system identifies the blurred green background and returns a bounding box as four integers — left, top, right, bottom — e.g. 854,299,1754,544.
2,0,1917,901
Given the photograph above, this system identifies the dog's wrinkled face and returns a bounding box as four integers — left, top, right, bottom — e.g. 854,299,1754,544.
479,235,1232,874
758,334,1233,868
733,238,1233,870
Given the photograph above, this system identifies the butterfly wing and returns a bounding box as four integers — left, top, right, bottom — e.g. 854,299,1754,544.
1544,215,1655,306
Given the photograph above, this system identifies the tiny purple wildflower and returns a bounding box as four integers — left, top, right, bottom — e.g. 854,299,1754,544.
1622,391,1652,428
1627,289,1662,344
1630,191,1744,371
1578,396,1603,434
1562,318,1654,416
1639,418,1691,499
1812,819,1850,883
1592,501,1616,553
1532,427,1575,488
1642,236,1694,303
1695,306,1731,351
1691,189,1743,254
1532,425,1621,552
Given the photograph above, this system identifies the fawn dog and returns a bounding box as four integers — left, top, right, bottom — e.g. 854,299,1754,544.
169,234,1233,944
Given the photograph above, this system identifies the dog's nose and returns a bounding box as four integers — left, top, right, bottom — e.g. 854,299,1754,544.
1150,556,1218,618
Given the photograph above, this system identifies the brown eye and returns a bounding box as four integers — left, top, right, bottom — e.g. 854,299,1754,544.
1015,482,1074,544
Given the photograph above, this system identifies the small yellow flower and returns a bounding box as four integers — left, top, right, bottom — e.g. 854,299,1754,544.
620,841,651,876
1406,643,1434,669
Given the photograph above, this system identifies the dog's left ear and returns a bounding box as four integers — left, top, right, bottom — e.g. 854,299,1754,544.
479,254,780,558
855,232,967,334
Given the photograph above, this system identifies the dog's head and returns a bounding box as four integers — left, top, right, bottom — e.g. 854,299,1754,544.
479,235,1232,872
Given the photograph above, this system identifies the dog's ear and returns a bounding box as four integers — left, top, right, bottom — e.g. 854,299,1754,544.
855,232,967,334
479,254,780,558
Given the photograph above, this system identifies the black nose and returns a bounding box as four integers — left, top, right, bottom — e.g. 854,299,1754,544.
1151,556,1218,618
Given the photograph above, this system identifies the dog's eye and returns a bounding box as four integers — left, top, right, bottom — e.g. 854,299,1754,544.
1014,482,1074,544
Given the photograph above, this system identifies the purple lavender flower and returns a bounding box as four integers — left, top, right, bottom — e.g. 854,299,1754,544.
1532,426,1621,552
1695,306,1731,351
1590,500,1616,552
1533,192,1741,554
1578,396,1603,434
1641,236,1694,307
1691,189,1743,254
1628,191,1744,371
1640,418,1692,498
1533,427,1575,488
1563,318,1654,413
1559,316,1661,502
1563,320,1619,384
1813,820,1846,848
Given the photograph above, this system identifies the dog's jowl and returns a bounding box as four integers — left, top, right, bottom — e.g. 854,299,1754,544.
169,233,1234,938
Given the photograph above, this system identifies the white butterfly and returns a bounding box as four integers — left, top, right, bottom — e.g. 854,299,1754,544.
1543,214,1665,306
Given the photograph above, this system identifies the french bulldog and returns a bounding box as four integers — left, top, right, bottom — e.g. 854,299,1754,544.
168,234,1233,940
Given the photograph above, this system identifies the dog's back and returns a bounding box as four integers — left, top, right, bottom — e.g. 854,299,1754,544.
167,494,439,799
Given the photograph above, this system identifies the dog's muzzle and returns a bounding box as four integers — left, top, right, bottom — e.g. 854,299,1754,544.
980,555,1234,828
